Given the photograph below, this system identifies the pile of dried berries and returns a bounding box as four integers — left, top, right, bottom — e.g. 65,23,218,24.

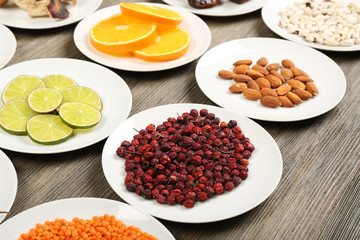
116,109,255,208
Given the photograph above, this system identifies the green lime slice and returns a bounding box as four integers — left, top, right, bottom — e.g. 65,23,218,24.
0,99,38,135
60,86,102,111
42,74,78,91
26,114,73,145
59,102,102,129
1,75,46,104
27,88,63,113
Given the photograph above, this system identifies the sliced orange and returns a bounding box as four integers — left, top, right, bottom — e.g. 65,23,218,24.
90,13,157,54
120,3,183,26
133,26,191,62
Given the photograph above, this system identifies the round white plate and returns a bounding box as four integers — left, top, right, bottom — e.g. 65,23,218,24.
162,0,267,16
74,3,211,72
0,24,16,69
196,38,346,122
0,0,102,29
0,198,175,239
0,149,17,223
0,58,132,154
102,103,282,223
262,0,360,52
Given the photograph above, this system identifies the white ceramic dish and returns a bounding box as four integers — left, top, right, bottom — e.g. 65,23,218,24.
0,58,132,154
162,0,267,16
74,3,211,72
0,198,175,239
261,0,360,52
102,103,282,223
0,24,16,69
0,0,102,29
0,149,17,223
196,38,346,122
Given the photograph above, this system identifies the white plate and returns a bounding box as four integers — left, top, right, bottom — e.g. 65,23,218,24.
0,198,175,239
102,103,282,223
0,149,17,223
0,0,102,29
162,0,267,16
0,24,16,69
74,3,211,72
196,38,346,122
262,0,360,52
0,58,132,154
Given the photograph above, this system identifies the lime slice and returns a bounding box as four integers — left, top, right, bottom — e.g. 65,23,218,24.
28,88,63,113
0,99,38,135
42,74,78,91
1,75,46,104
26,114,73,145
60,86,102,111
59,102,102,129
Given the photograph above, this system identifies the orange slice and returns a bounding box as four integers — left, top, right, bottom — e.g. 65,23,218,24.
120,3,183,25
90,13,157,55
133,26,191,62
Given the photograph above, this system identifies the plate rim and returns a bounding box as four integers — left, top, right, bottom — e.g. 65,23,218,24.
0,24,16,69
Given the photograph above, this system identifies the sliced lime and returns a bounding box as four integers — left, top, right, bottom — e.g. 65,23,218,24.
26,114,73,145
59,102,102,129
60,86,102,111
0,99,38,135
1,75,46,104
27,88,63,113
42,74,78,91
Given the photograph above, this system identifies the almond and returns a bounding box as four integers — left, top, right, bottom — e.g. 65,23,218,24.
233,59,252,66
292,89,313,100
270,70,285,82
243,88,261,100
286,92,302,104
276,84,292,96
246,69,264,79
260,96,281,108
218,70,235,79
294,76,314,82
280,68,293,80
265,74,282,88
255,77,271,89
260,88,278,98
256,57,268,67
290,67,309,77
305,82,319,95
229,82,248,93
251,65,269,75
233,74,253,83
233,64,250,74
287,79,305,89
281,59,295,68
247,79,260,91
278,96,294,108
266,63,280,72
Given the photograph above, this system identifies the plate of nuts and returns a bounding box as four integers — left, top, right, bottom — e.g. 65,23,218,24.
196,37,346,121
262,0,360,51
102,103,282,223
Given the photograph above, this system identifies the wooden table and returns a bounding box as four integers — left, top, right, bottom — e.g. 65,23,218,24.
2,0,360,239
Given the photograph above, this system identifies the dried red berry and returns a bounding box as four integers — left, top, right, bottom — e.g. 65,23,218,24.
183,199,195,208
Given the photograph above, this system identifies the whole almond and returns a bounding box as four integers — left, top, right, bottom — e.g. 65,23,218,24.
292,89,313,100
280,68,293,80
290,67,309,77
233,59,252,66
233,64,250,74
255,77,271,89
260,88,278,98
246,69,264,79
260,96,281,108
266,63,280,72
252,65,269,75
281,59,295,68
278,96,294,108
270,70,285,82
218,70,235,79
276,84,292,96
286,92,302,104
243,88,261,100
229,82,248,93
305,82,319,95
256,57,268,67
294,76,314,82
247,79,260,91
265,74,282,88
287,79,305,89
233,74,253,82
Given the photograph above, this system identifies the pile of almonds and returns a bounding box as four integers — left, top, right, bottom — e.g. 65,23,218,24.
218,57,319,108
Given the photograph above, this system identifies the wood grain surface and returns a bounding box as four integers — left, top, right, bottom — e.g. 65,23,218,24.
1,0,359,239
